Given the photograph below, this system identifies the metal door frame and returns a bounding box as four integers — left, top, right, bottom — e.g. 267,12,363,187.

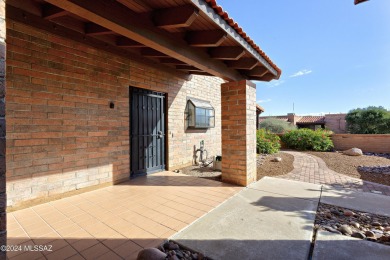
129,86,167,178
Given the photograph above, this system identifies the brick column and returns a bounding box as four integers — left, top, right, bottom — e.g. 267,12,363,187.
221,80,256,186
0,0,6,257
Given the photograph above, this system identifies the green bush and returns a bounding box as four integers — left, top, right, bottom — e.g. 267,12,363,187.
281,129,334,151
346,106,390,134
256,129,281,154
259,118,296,133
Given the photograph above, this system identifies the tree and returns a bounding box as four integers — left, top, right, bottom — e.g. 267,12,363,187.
346,106,390,134
259,118,296,133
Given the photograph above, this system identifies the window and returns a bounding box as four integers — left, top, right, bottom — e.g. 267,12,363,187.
186,98,215,128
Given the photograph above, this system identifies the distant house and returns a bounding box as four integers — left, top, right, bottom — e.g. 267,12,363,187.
256,105,265,129
259,113,347,133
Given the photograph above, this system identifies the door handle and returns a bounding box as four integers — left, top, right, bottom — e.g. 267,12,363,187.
158,131,164,139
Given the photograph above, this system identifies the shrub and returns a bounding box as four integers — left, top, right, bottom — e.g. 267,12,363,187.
259,118,296,133
256,129,281,154
281,129,334,151
346,106,390,134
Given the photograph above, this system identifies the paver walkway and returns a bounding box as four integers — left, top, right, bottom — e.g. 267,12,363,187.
277,151,390,196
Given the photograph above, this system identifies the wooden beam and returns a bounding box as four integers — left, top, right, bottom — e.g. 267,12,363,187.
43,0,244,81
251,73,275,82
190,0,278,77
6,5,191,81
225,58,258,70
141,49,168,58
209,46,245,60
186,30,227,47
154,5,199,29
85,23,115,36
189,71,212,76
246,66,269,77
176,65,202,72
116,36,144,47
159,58,186,65
42,4,69,20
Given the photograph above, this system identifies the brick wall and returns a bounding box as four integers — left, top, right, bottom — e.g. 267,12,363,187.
6,20,223,207
325,114,347,133
332,134,390,153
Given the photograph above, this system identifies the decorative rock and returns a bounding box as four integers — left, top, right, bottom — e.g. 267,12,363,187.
372,222,381,226
351,232,366,239
350,221,360,229
343,148,363,156
324,226,342,234
168,242,180,250
325,213,332,219
384,227,390,232
365,231,376,238
344,210,355,217
272,157,282,162
137,248,167,260
338,224,353,235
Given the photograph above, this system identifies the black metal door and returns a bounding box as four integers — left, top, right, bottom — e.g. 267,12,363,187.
130,87,165,177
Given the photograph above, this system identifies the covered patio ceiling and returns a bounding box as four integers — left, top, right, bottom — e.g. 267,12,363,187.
7,0,281,82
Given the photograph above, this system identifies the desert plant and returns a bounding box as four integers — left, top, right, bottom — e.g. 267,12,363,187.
256,129,281,154
346,106,390,134
259,118,296,133
281,129,334,151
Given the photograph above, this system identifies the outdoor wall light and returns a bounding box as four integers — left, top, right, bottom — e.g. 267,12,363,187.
109,101,115,109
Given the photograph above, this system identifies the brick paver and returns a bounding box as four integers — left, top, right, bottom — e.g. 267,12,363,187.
278,151,390,196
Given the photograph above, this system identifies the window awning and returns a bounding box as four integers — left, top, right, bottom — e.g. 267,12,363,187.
188,98,214,109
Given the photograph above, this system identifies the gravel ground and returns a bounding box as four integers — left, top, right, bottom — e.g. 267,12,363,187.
315,203,390,246
305,151,390,187
257,152,294,180
177,163,222,181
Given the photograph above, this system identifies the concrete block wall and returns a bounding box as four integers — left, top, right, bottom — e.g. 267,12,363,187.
332,134,390,153
6,20,222,207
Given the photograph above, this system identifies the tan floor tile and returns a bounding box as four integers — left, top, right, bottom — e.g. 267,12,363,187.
7,239,35,259
111,240,142,258
46,245,78,260
96,250,123,260
65,253,85,260
9,250,44,260
101,238,128,250
71,238,100,252
42,239,69,256
80,242,110,259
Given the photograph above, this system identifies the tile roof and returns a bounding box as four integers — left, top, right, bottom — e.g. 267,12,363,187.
258,116,288,123
204,0,281,78
256,104,264,112
297,116,325,124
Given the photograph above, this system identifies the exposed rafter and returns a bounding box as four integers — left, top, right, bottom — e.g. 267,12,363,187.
159,58,186,65
176,65,202,71
141,49,168,58
245,66,269,77
85,23,115,36
116,36,144,47
209,46,245,60
225,58,259,70
42,4,69,20
186,30,227,47
252,72,275,82
43,0,244,81
153,5,199,29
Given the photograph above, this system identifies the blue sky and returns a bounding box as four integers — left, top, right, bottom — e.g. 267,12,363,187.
218,0,390,115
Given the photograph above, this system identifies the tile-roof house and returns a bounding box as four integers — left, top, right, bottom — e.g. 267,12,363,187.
259,113,347,133
0,0,281,249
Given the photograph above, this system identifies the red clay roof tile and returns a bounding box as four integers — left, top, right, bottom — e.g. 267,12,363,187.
205,0,281,78
297,116,325,124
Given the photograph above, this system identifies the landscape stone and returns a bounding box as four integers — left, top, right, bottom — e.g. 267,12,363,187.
351,232,366,239
343,148,363,156
272,157,282,162
137,248,167,260
338,224,353,235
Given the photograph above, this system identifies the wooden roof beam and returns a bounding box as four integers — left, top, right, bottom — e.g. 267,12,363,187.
159,58,186,65
154,5,199,29
186,30,227,47
251,73,275,82
43,0,244,81
176,65,202,72
209,46,245,60
85,23,115,36
141,49,168,58
246,66,269,77
42,4,69,20
225,58,258,70
116,37,144,48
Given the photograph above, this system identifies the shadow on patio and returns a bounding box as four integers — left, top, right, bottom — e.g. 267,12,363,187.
7,171,242,259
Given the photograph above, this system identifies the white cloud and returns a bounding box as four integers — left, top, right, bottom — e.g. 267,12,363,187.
257,99,272,103
289,69,312,78
267,80,285,88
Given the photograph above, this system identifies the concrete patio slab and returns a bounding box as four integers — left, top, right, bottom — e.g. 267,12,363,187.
313,231,390,260
249,176,322,201
173,178,320,260
321,186,390,217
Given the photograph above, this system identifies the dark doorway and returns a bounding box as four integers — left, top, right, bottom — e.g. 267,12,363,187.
130,87,166,178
